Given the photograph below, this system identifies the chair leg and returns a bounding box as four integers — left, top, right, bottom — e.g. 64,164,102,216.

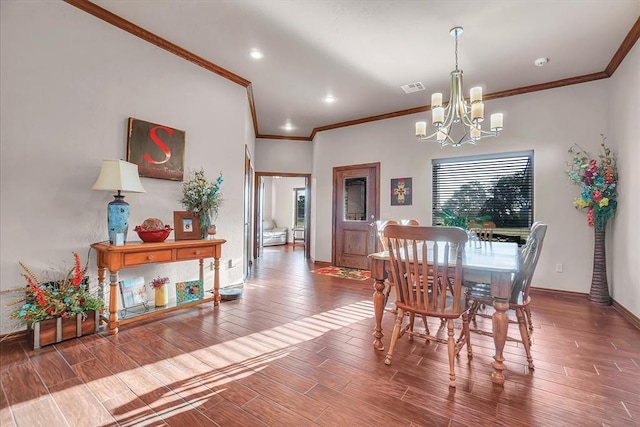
384,308,404,366
446,319,456,388
516,308,534,369
408,312,416,340
462,311,472,360
421,315,430,335
524,305,534,333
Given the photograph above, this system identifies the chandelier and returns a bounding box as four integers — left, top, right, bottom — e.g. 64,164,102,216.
415,26,503,147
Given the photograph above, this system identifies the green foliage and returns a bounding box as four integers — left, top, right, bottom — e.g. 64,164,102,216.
179,169,224,219
433,209,491,230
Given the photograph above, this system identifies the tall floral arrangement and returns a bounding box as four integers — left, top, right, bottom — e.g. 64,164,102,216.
179,169,223,217
179,168,223,237
7,253,103,323
566,135,618,231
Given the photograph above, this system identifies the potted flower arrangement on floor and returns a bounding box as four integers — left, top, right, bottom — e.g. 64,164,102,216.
566,135,618,305
6,252,104,349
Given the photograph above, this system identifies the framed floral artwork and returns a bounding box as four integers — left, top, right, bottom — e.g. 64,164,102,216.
173,211,201,240
391,177,412,206
127,117,185,181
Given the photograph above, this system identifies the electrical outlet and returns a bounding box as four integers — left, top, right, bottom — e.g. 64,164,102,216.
555,263,563,273
228,259,233,269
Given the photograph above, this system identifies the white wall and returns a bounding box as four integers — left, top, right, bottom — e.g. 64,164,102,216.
255,138,313,173
310,79,624,301
610,41,640,316
0,2,251,334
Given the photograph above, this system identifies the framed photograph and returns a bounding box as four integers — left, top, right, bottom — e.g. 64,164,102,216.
175,280,204,304
127,117,186,181
391,177,412,206
173,211,201,240
118,276,149,317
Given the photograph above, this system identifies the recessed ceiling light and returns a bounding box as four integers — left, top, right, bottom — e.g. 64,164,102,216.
283,123,294,131
534,57,549,67
324,95,336,103
249,49,263,60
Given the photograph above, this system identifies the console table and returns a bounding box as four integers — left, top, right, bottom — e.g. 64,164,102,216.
91,239,226,335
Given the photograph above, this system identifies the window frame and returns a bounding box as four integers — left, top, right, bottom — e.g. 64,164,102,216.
431,150,534,243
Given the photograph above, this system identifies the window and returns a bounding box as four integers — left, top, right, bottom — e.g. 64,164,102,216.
432,151,533,242
294,187,305,228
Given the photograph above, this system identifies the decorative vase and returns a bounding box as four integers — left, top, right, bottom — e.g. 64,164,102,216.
588,228,611,305
198,210,217,239
198,210,210,239
155,284,168,307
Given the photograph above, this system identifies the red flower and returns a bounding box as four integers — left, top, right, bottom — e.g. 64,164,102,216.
593,191,601,202
72,252,83,287
36,294,47,307
587,207,595,226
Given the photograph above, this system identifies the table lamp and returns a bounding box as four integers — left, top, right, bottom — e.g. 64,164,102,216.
92,160,146,245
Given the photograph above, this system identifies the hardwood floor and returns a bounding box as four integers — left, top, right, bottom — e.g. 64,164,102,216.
1,245,639,426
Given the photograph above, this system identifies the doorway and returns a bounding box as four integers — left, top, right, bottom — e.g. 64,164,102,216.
254,172,311,259
243,146,253,280
332,163,380,269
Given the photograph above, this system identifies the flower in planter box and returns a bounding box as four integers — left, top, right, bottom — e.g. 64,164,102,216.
5,253,103,324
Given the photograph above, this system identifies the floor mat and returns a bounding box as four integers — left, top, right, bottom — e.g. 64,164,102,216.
311,266,371,281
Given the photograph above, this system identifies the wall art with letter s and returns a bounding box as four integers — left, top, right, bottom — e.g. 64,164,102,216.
127,117,185,181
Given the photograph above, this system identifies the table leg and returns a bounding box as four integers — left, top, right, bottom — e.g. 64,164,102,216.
372,277,386,351
491,298,509,385
97,267,106,301
213,256,221,305
108,271,119,335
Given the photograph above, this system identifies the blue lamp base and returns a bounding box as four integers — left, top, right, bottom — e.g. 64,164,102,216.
107,192,130,245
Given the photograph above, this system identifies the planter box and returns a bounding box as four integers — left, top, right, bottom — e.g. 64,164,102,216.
28,310,100,349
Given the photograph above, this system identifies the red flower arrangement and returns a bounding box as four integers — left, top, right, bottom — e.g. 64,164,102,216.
7,253,103,323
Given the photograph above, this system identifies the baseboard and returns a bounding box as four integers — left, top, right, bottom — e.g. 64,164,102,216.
612,299,640,330
0,330,27,345
530,287,586,300
531,287,640,330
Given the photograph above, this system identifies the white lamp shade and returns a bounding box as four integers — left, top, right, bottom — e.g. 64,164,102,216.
92,160,146,193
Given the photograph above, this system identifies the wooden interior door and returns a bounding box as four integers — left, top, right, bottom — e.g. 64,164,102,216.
333,163,380,269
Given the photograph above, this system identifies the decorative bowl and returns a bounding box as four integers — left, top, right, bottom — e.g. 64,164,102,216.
134,225,173,242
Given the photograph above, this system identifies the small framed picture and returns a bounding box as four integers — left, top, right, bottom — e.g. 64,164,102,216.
176,280,204,304
391,177,412,206
173,211,201,240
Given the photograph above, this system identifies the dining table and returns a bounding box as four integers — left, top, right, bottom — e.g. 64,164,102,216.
369,240,520,385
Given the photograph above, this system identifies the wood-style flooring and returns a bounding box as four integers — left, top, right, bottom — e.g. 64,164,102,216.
1,245,639,426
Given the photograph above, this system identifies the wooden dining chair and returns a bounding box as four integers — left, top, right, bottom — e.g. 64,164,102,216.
383,225,471,388
465,223,547,369
470,220,496,241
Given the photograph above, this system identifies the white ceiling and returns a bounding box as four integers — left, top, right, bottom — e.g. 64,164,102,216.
90,0,639,138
